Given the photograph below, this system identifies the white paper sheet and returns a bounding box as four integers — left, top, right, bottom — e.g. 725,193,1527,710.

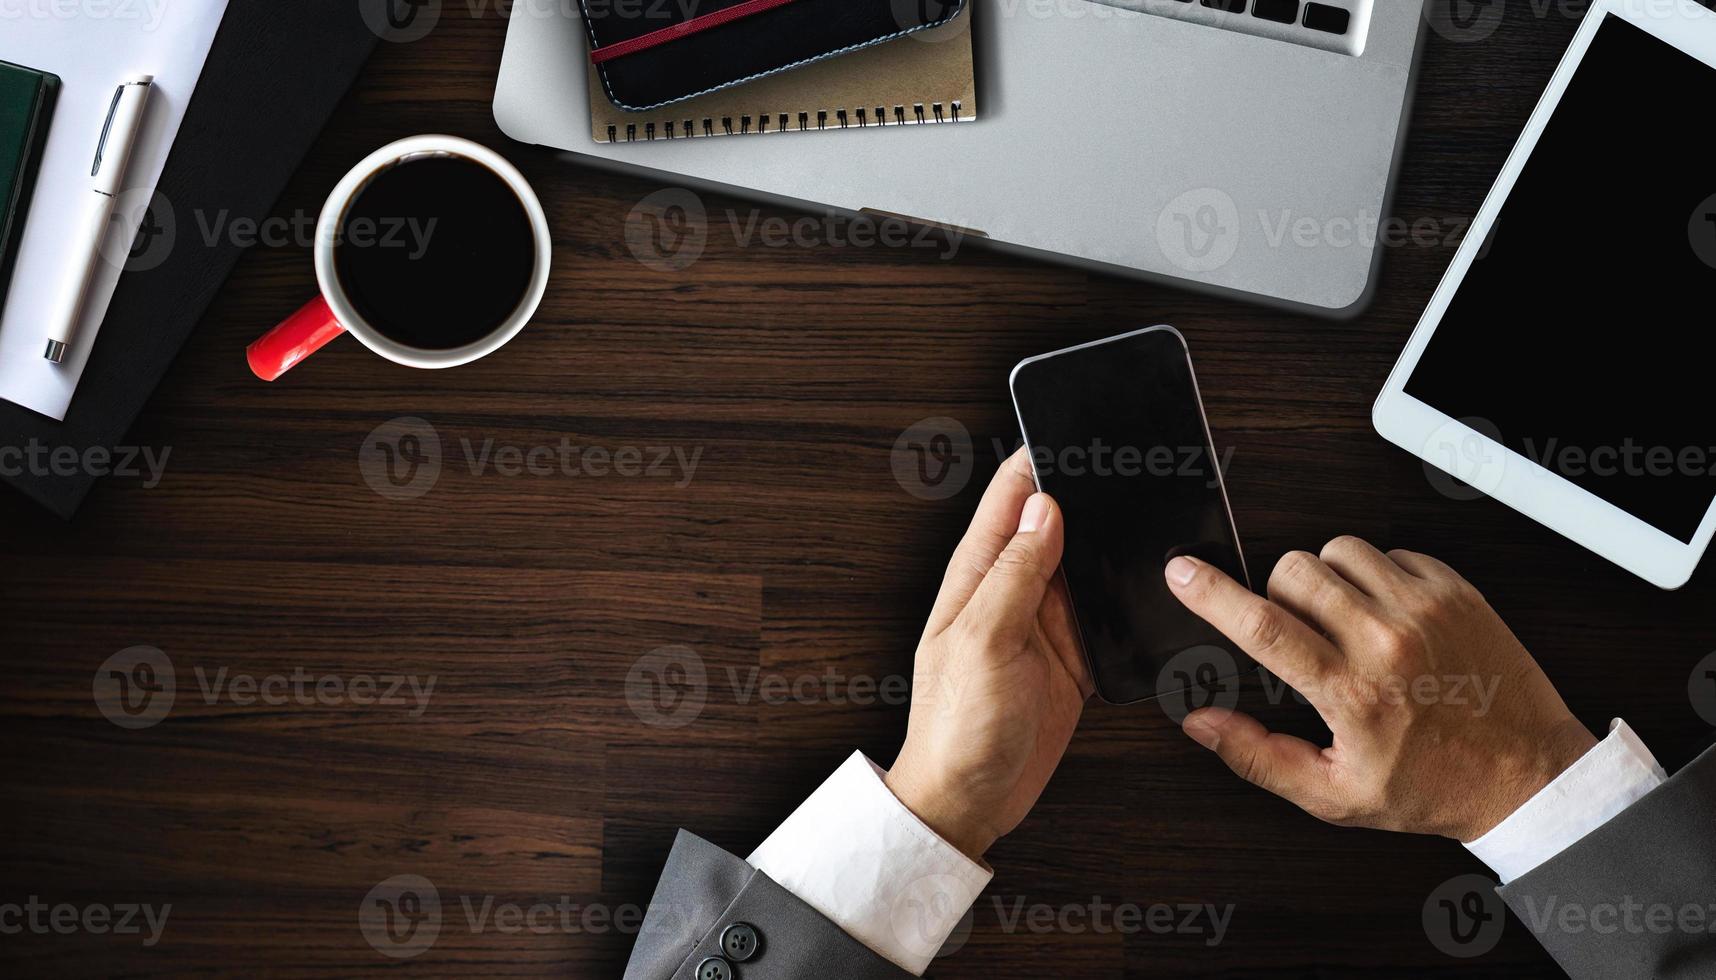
0,0,229,420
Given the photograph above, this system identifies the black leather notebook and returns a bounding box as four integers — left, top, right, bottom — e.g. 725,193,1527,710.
583,0,967,110
0,0,379,518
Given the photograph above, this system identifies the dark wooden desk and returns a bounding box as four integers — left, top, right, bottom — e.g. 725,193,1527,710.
4,4,1713,977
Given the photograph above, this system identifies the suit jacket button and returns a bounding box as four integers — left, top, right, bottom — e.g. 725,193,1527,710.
696,956,732,980
720,923,760,961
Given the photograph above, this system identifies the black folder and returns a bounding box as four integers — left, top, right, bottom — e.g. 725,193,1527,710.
0,0,380,518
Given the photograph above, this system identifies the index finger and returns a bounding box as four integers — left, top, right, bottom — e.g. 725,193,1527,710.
1165,555,1342,693
925,448,1042,636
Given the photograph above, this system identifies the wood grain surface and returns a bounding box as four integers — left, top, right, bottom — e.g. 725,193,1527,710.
4,2,1714,977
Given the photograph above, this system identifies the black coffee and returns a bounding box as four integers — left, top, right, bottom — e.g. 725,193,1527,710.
334,156,536,350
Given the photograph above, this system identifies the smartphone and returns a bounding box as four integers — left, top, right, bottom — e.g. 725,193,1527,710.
1009,326,1252,704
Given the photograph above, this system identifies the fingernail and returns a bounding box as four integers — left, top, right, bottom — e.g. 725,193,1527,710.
1019,493,1051,534
1183,715,1220,750
1183,707,1230,747
1165,556,1201,587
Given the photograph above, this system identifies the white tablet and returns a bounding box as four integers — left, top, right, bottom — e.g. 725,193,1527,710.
1374,0,1716,590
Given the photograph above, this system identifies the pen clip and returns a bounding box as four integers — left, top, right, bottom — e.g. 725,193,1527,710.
91,81,150,179
92,86,124,178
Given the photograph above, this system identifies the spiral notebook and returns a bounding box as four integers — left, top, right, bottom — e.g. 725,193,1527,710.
586,4,976,143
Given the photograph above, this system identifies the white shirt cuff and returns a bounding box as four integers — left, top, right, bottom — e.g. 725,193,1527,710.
747,751,993,975
1465,718,1667,884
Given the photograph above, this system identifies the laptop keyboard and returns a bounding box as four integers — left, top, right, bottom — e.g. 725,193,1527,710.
1084,0,1370,56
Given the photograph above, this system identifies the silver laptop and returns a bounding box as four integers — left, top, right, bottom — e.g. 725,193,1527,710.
494,0,1426,314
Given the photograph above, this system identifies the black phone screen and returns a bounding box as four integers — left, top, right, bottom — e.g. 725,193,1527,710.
1011,327,1251,704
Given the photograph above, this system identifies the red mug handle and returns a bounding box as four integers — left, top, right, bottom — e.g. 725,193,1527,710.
247,295,347,381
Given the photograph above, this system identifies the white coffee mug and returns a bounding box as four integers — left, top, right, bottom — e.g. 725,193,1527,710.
247,135,551,380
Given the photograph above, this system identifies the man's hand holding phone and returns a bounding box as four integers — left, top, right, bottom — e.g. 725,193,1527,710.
886,449,1093,861
1165,538,1599,842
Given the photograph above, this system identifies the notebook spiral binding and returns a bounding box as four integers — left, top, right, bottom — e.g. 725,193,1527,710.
606,101,964,143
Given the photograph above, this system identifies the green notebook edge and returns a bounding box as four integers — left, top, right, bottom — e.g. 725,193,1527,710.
0,60,61,312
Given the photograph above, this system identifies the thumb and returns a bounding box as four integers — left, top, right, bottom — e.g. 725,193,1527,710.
959,493,1064,645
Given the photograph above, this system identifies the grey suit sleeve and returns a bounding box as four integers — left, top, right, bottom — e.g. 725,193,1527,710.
624,830,916,980
1498,744,1716,980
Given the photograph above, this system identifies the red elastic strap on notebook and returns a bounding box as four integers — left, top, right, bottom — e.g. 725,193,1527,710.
589,0,805,65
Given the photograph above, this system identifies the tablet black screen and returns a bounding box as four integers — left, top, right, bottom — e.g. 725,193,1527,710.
1405,13,1716,544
